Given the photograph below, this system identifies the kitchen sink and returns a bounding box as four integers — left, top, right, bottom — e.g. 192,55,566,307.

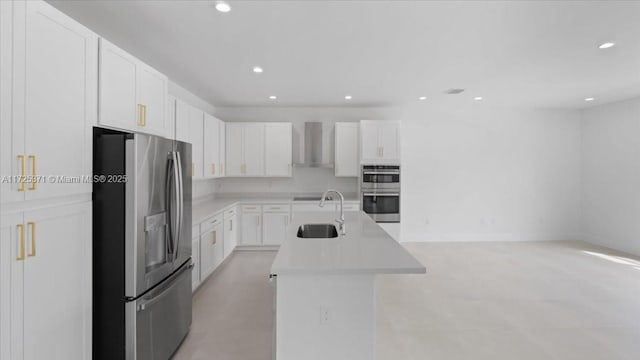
296,224,339,238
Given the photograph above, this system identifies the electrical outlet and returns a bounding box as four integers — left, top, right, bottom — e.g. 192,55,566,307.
320,306,330,324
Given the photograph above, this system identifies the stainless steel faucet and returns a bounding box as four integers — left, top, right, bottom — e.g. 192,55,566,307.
319,189,346,235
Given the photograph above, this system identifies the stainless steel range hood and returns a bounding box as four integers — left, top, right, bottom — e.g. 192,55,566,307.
294,122,333,168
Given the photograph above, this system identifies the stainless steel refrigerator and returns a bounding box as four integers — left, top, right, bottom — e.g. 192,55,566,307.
93,129,192,360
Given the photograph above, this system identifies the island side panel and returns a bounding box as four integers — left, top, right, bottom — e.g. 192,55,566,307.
276,274,375,360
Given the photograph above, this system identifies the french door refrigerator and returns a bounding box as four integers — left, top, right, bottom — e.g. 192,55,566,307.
93,129,192,360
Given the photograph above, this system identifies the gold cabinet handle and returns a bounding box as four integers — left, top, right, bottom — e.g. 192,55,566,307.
220,164,224,175
212,231,216,245
229,219,233,231
27,222,36,257
211,163,216,175
17,155,26,192
191,162,195,177
16,224,25,261
28,155,36,190
143,104,147,126
137,104,145,126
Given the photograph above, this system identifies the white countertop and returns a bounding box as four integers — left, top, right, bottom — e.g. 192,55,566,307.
270,211,426,275
191,194,360,225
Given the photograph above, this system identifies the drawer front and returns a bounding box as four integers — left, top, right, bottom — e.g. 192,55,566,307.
224,207,237,219
263,204,291,213
342,203,361,212
242,205,262,213
200,213,224,233
191,224,200,240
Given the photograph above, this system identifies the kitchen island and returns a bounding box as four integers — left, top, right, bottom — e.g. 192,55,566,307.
270,211,425,360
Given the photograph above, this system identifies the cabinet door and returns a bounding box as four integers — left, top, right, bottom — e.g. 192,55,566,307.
262,213,289,245
0,212,24,360
243,124,265,176
219,121,226,177
223,215,237,258
191,236,200,291
98,38,137,131
174,99,190,143
335,122,359,177
265,123,292,177
0,0,22,204
136,63,168,136
359,121,380,162
203,114,220,178
167,96,176,141
188,106,204,179
21,202,91,360
225,123,244,177
377,121,400,161
199,224,222,281
241,213,262,245
21,1,97,201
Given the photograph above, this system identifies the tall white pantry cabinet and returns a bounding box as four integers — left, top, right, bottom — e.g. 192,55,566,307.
1,2,94,360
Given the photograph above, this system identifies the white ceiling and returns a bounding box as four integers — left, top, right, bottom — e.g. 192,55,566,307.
48,0,640,109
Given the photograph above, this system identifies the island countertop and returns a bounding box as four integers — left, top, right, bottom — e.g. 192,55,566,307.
270,211,426,275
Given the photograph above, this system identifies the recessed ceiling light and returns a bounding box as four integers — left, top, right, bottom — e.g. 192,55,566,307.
584,97,595,102
344,95,352,100
419,96,427,100
598,42,615,49
215,1,231,13
253,66,263,73
474,96,483,101
269,95,277,100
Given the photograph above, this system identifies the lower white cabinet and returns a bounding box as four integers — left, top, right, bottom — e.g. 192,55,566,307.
223,214,238,258
0,202,91,360
199,222,224,282
262,212,290,246
191,225,200,291
240,205,262,245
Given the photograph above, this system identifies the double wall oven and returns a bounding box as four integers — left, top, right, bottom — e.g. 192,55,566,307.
361,165,400,223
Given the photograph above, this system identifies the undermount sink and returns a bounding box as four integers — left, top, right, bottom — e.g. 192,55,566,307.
296,224,339,238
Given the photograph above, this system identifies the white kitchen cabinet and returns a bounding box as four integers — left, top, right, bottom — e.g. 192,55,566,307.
203,113,221,178
98,38,168,137
265,123,293,177
1,202,91,360
223,214,238,258
334,122,360,177
189,106,204,179
167,96,177,141
174,98,190,143
219,121,226,176
200,222,224,281
1,1,97,204
262,205,291,246
191,224,200,291
225,123,267,176
240,205,262,245
360,120,401,164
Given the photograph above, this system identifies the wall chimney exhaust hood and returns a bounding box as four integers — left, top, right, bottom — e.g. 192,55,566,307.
294,122,333,168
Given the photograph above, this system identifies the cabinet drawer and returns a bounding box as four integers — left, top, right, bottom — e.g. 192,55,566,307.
224,207,237,219
191,224,200,240
242,205,262,213
263,204,291,213
200,213,224,233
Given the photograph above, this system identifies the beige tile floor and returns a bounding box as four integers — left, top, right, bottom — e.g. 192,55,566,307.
173,241,640,360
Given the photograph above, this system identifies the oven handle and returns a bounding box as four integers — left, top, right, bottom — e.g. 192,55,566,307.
363,193,400,197
363,171,400,175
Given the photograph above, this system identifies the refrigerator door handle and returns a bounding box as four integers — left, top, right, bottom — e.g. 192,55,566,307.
174,151,184,262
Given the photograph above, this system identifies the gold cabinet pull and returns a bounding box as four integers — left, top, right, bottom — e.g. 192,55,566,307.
212,231,216,245
211,163,216,175
137,104,145,126
17,155,26,192
16,224,25,261
229,219,233,231
191,162,195,177
28,155,36,190
143,104,147,126
27,222,36,257
220,164,224,175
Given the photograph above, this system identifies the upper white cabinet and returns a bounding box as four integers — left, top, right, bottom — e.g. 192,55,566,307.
188,106,204,179
98,38,168,137
219,121,226,177
265,123,293,177
360,120,401,164
334,122,360,177
204,113,223,178
1,0,97,204
174,98,190,143
226,123,266,177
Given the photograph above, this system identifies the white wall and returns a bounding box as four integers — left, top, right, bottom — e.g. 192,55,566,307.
398,104,582,242
581,97,640,255
214,104,582,242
